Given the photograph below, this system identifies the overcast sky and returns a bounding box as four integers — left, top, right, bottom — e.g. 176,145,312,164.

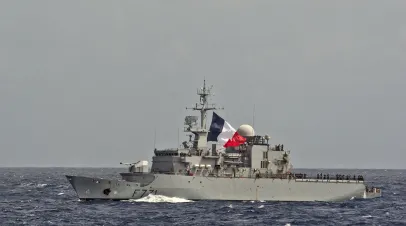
1,1,405,168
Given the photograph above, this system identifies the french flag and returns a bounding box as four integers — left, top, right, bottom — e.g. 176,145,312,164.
207,112,246,148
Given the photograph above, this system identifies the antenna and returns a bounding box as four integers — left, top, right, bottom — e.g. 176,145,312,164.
153,127,156,149
185,79,223,131
253,104,256,128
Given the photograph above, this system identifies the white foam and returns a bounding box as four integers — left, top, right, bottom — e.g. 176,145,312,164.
123,194,193,203
258,205,264,208
36,184,47,188
18,183,33,187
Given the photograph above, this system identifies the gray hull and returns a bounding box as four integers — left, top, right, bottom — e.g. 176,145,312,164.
66,174,378,202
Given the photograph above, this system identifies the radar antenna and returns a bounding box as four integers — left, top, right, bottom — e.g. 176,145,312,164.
184,116,198,131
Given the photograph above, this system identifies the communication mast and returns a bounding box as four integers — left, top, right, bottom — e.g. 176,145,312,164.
186,79,222,131
184,79,223,149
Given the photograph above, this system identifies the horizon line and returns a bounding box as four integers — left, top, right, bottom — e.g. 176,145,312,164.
0,166,404,170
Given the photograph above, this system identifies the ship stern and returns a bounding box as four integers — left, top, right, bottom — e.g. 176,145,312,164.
364,186,382,199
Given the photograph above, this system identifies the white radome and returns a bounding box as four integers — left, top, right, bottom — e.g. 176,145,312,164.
237,124,255,136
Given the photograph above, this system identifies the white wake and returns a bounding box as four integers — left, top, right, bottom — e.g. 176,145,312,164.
123,194,193,203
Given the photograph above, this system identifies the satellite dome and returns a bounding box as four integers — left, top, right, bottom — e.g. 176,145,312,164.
237,124,255,137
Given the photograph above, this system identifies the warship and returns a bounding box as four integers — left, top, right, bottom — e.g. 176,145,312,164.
66,80,382,201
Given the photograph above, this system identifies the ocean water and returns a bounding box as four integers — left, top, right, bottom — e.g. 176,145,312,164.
0,168,404,226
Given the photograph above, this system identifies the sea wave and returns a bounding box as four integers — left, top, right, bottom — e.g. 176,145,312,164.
0,168,404,226
122,194,193,203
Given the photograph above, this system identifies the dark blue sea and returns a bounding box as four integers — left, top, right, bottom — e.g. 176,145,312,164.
1,168,404,225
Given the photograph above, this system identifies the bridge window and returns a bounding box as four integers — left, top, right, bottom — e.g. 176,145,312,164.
260,160,268,169
263,151,268,159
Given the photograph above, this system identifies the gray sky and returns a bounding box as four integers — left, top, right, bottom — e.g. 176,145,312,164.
1,1,405,168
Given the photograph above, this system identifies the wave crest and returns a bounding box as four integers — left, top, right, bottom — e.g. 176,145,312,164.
123,194,193,203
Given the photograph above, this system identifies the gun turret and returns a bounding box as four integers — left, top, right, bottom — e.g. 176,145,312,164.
120,161,149,173
120,161,140,166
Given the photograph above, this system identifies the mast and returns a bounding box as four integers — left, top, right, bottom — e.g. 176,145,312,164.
186,79,220,131
184,79,223,149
